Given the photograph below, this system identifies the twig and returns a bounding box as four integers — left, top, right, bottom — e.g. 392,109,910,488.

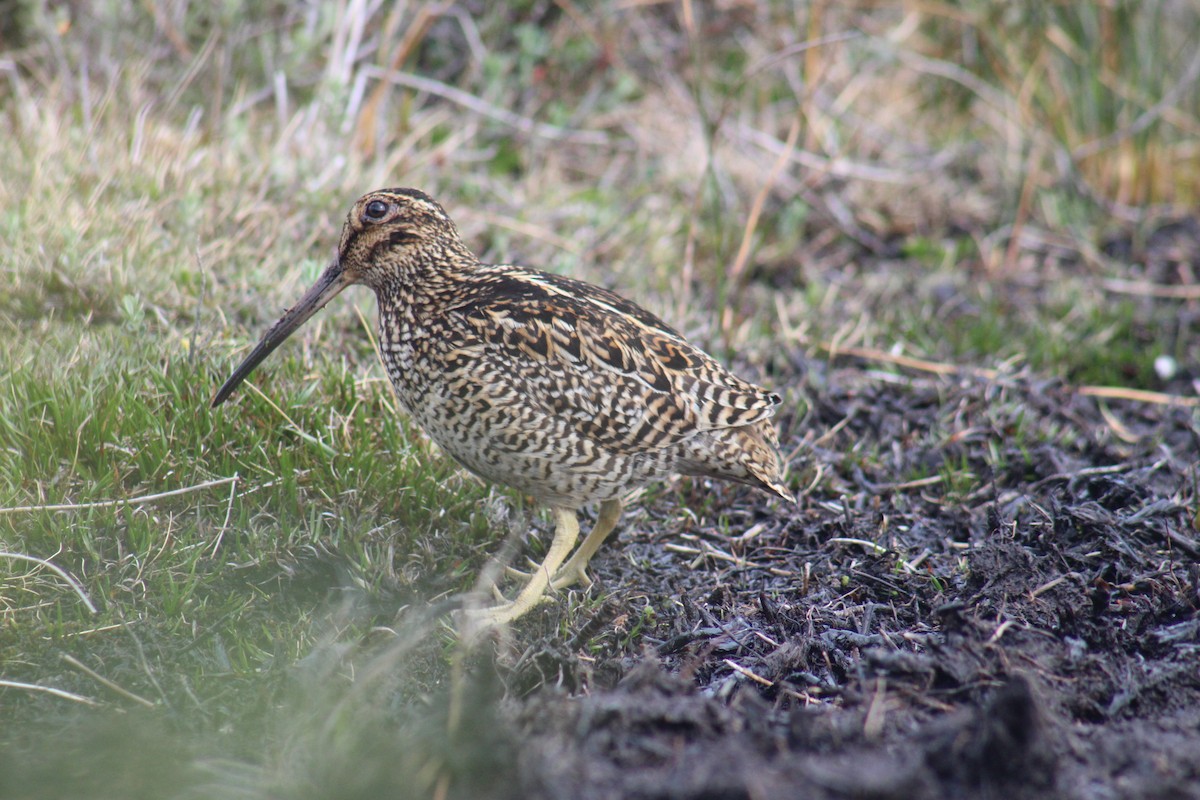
1027,463,1134,492
1030,572,1080,599
805,338,1200,408
61,654,156,708
363,65,615,145
727,110,804,290
0,475,238,516
827,537,888,554
1078,385,1200,408
0,552,98,614
723,659,774,687
1100,279,1200,300
209,473,240,559
0,679,98,706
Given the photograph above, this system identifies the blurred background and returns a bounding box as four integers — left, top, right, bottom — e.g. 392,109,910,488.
3,0,1197,378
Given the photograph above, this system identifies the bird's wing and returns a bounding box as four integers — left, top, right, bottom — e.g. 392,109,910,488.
444,267,781,455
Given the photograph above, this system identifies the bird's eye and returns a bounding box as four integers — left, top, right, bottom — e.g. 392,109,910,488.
364,200,389,221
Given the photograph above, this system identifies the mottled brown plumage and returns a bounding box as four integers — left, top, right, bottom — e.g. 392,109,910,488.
213,188,791,625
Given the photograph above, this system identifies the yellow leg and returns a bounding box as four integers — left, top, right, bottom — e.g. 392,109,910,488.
501,500,624,591
549,498,622,590
464,507,580,627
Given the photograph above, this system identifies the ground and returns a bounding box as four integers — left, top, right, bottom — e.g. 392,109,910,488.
6,265,1197,800
461,355,1200,800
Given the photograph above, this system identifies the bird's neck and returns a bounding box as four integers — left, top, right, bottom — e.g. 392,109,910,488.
371,242,480,332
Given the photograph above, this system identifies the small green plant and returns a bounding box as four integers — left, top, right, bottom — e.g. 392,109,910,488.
619,603,658,649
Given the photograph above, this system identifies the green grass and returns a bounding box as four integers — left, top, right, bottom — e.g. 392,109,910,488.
1,0,1198,795
918,0,1200,207
0,316,494,663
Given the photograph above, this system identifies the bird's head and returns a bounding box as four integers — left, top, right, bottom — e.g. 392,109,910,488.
211,188,468,407
336,188,467,288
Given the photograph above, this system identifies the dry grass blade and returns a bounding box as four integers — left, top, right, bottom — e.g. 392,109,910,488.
1100,279,1200,300
723,659,773,688
354,4,442,157
60,654,157,708
810,340,1001,380
0,476,239,516
0,552,98,614
828,537,888,555
362,66,615,145
0,679,99,706
727,111,804,290
1078,385,1200,408
810,340,1200,408
243,383,339,456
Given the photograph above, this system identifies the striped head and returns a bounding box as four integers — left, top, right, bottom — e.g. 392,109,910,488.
336,188,473,288
211,188,471,406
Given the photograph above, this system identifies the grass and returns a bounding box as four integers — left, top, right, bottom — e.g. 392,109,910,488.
918,0,1200,208
1,0,1198,796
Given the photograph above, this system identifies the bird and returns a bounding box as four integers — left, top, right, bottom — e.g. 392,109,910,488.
212,188,792,626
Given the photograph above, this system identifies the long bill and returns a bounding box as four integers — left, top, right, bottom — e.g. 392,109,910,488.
212,258,353,407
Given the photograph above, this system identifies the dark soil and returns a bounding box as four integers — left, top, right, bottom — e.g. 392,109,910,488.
471,364,1200,799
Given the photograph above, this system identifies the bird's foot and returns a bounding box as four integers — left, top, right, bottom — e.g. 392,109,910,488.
503,563,592,591
491,582,508,603
458,593,553,636
458,507,582,636
550,563,593,591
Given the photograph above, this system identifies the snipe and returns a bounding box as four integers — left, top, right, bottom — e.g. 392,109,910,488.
213,189,791,625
